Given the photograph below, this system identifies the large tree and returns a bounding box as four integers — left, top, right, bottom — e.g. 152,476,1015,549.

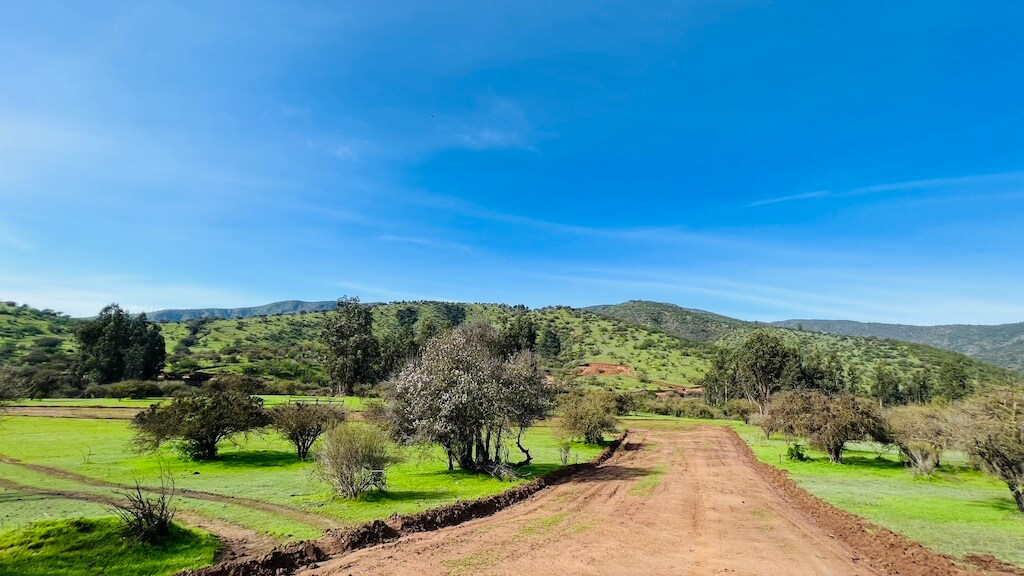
320,297,381,396
383,323,556,472
75,304,166,384
735,329,802,414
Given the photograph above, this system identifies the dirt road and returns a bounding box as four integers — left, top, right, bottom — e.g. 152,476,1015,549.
299,425,882,576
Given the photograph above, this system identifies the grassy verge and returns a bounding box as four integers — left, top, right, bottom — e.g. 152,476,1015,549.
731,422,1024,567
0,517,217,576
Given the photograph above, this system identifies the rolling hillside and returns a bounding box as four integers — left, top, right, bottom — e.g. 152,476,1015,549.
157,302,716,390
3,298,1018,395
772,318,1024,373
593,300,1018,383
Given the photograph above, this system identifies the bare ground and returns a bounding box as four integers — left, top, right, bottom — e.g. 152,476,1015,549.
297,425,1019,576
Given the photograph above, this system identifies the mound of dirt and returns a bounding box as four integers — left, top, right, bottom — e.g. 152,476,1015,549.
577,363,635,377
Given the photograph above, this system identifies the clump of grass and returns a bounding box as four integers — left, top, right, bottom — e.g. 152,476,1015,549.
0,517,217,576
628,466,666,497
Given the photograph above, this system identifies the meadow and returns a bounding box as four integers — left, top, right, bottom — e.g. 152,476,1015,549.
731,421,1024,566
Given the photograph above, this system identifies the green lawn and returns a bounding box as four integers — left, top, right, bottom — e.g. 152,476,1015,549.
732,422,1024,567
0,415,603,532
0,518,217,576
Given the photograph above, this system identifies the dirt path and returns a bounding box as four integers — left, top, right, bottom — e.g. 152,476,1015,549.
0,477,277,561
298,425,883,576
0,454,336,531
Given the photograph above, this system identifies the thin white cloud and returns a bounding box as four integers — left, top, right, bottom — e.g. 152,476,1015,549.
378,234,473,252
330,280,449,303
746,190,831,207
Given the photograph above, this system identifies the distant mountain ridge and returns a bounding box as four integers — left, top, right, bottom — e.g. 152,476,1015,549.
771,318,1024,374
593,300,1024,375
145,300,338,322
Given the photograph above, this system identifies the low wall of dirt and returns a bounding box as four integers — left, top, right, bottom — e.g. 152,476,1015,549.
178,431,628,576
726,428,1024,576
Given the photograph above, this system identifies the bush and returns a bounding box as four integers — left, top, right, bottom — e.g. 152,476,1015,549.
955,391,1024,513
724,399,756,424
786,443,808,461
643,396,722,419
559,393,618,445
270,403,345,460
315,424,402,498
132,390,270,460
887,405,949,475
109,380,162,399
764,390,887,463
112,476,175,544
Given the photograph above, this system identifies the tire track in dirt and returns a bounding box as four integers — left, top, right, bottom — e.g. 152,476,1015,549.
0,454,336,531
296,425,1020,576
0,477,277,560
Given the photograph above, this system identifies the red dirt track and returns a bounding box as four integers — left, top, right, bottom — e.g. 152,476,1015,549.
296,425,1020,576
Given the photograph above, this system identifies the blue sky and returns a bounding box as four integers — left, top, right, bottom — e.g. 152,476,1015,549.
2,2,1023,324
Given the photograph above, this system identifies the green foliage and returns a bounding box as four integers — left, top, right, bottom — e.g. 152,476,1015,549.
786,442,809,461
559,392,618,444
735,329,802,413
764,390,888,463
76,304,166,384
320,297,381,396
132,390,270,460
0,518,217,576
271,402,345,460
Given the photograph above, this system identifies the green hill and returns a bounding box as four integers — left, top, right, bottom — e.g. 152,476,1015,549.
0,301,79,362
772,318,1024,374
3,298,1018,396
156,302,716,391
593,300,1017,386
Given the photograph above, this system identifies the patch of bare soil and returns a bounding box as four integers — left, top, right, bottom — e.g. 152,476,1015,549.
577,362,636,377
0,477,276,561
0,454,336,531
295,425,1019,576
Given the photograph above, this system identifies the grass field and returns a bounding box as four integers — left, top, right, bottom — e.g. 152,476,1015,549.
0,518,217,576
0,414,603,530
732,422,1024,567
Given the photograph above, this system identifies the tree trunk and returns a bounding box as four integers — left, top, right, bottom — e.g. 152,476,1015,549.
1013,486,1024,514
514,428,532,466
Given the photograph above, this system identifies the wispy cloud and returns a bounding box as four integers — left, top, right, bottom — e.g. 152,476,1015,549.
746,190,830,207
379,234,473,252
745,171,1024,208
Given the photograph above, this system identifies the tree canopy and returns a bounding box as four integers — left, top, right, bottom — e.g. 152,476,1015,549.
75,304,166,384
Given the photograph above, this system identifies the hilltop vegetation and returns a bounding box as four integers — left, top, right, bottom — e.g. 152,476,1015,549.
1,298,1018,399
595,300,1017,386
772,318,1024,374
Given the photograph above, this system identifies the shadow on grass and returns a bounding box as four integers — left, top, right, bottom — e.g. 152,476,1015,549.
965,494,1020,515
354,489,456,503
835,455,905,471
213,450,302,468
